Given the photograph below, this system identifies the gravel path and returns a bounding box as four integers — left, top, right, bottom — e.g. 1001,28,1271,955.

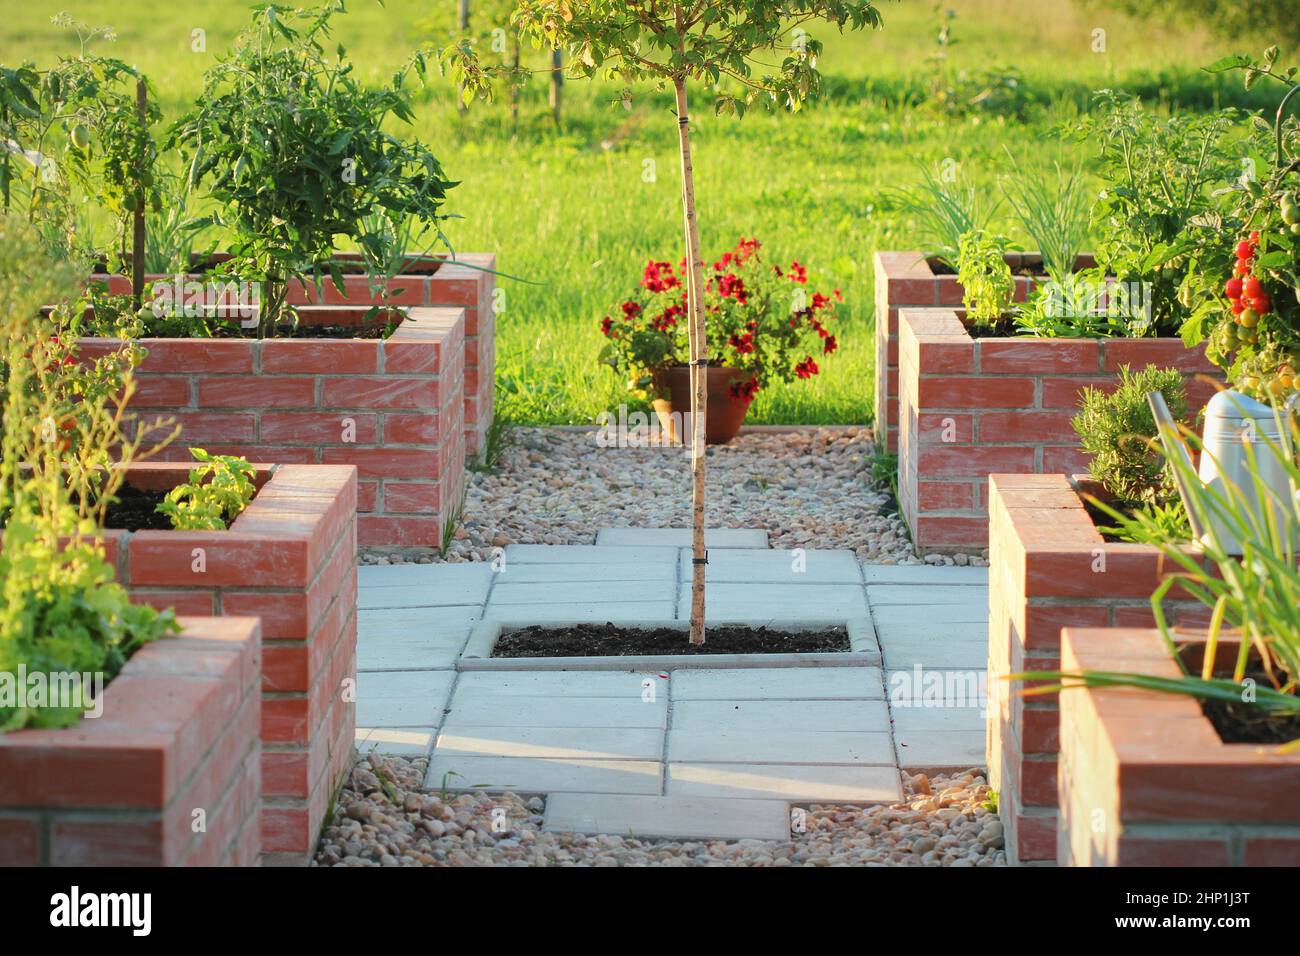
315,754,1006,867
361,426,986,566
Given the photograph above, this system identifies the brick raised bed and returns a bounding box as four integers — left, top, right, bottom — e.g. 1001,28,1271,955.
1058,626,1300,866
898,307,1222,554
94,251,496,462
873,251,1057,453
0,616,262,866
987,473,1209,865
77,305,465,549
98,462,358,865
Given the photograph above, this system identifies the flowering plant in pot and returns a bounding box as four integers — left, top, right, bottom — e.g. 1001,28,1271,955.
598,237,843,443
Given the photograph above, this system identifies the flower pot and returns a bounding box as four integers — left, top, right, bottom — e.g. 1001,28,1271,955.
651,365,750,445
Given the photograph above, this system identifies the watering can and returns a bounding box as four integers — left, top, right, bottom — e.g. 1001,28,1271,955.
1148,389,1298,556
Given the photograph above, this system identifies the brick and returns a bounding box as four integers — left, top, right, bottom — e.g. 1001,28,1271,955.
1041,376,1117,408
260,412,378,445
917,376,1035,408
321,377,440,410
1101,338,1216,373
136,339,254,373
358,514,442,548
1115,836,1230,867
980,339,1101,373
383,481,442,513
133,376,192,406
198,376,316,409
978,410,1075,443
384,413,441,445
917,481,977,511
0,817,40,866
916,445,1035,478
155,412,257,444
321,447,438,480
262,340,380,374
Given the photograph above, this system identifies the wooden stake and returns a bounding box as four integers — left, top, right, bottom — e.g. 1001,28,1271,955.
673,75,708,646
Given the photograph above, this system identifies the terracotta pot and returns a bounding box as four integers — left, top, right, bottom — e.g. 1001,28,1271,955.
651,365,750,445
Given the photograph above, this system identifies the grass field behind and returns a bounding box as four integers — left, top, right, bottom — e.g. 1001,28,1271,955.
0,0,1258,425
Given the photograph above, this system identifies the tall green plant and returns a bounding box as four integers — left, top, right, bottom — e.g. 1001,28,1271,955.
888,163,998,267
0,215,178,732
956,229,1014,329
446,0,883,645
1001,157,1090,285
168,3,455,337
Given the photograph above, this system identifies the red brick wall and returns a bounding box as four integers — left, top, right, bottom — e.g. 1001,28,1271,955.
78,307,465,549
1058,627,1300,866
101,462,357,865
873,252,1041,453
987,475,1208,865
0,617,262,866
96,252,495,462
898,308,1221,554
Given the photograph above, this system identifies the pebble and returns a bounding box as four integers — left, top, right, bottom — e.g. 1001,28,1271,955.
358,427,987,566
314,758,1006,868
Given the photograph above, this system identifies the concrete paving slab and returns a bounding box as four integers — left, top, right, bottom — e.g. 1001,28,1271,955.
356,671,455,727
884,668,988,710
666,762,901,802
861,565,988,586
543,794,791,841
435,726,664,761
678,583,868,621
358,605,482,640
679,548,862,584
889,705,987,733
866,585,989,607
504,544,679,565
597,527,769,548
488,579,671,606
879,637,988,669
453,670,668,699
670,666,883,701
481,601,677,623
491,563,676,585
893,730,987,769
672,698,890,732
356,634,470,671
355,727,437,757
358,563,493,608
872,604,987,626
667,730,895,765
425,755,663,795
444,694,668,728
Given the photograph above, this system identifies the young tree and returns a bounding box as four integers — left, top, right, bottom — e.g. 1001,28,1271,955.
449,1,881,644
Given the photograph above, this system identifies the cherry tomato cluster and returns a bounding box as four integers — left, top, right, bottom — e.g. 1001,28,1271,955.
1224,232,1270,346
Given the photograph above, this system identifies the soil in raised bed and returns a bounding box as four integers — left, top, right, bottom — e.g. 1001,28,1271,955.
99,485,174,531
491,623,851,658
1201,670,1300,745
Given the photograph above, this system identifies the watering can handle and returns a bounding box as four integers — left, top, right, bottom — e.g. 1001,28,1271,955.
1146,391,1210,542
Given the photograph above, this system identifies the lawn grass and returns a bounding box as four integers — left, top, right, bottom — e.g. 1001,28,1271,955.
0,0,1256,426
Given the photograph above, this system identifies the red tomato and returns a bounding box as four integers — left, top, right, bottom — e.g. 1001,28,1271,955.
1236,240,1254,258
1253,293,1272,314
1243,276,1264,298
1231,299,1246,315
1225,278,1243,298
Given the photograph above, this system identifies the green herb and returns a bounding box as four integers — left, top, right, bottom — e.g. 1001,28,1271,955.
956,229,1015,329
156,448,256,531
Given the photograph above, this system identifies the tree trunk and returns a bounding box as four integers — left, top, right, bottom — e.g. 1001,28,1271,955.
132,79,147,312
673,76,708,646
549,48,563,125
510,41,520,126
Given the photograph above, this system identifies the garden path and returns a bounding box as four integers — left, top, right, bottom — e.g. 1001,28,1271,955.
354,532,987,841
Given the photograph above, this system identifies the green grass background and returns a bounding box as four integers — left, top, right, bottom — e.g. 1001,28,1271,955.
0,0,1256,425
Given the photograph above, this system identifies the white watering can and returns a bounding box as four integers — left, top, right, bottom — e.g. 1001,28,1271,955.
1149,389,1298,556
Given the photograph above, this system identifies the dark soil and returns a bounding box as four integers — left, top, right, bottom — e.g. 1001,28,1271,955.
491,624,851,658
1201,670,1300,744
100,486,173,531
208,322,394,340
1083,499,1136,543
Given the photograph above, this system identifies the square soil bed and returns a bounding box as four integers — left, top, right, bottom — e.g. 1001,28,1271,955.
898,307,1222,554
74,303,465,548
94,461,358,865
0,616,262,866
1058,626,1300,866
